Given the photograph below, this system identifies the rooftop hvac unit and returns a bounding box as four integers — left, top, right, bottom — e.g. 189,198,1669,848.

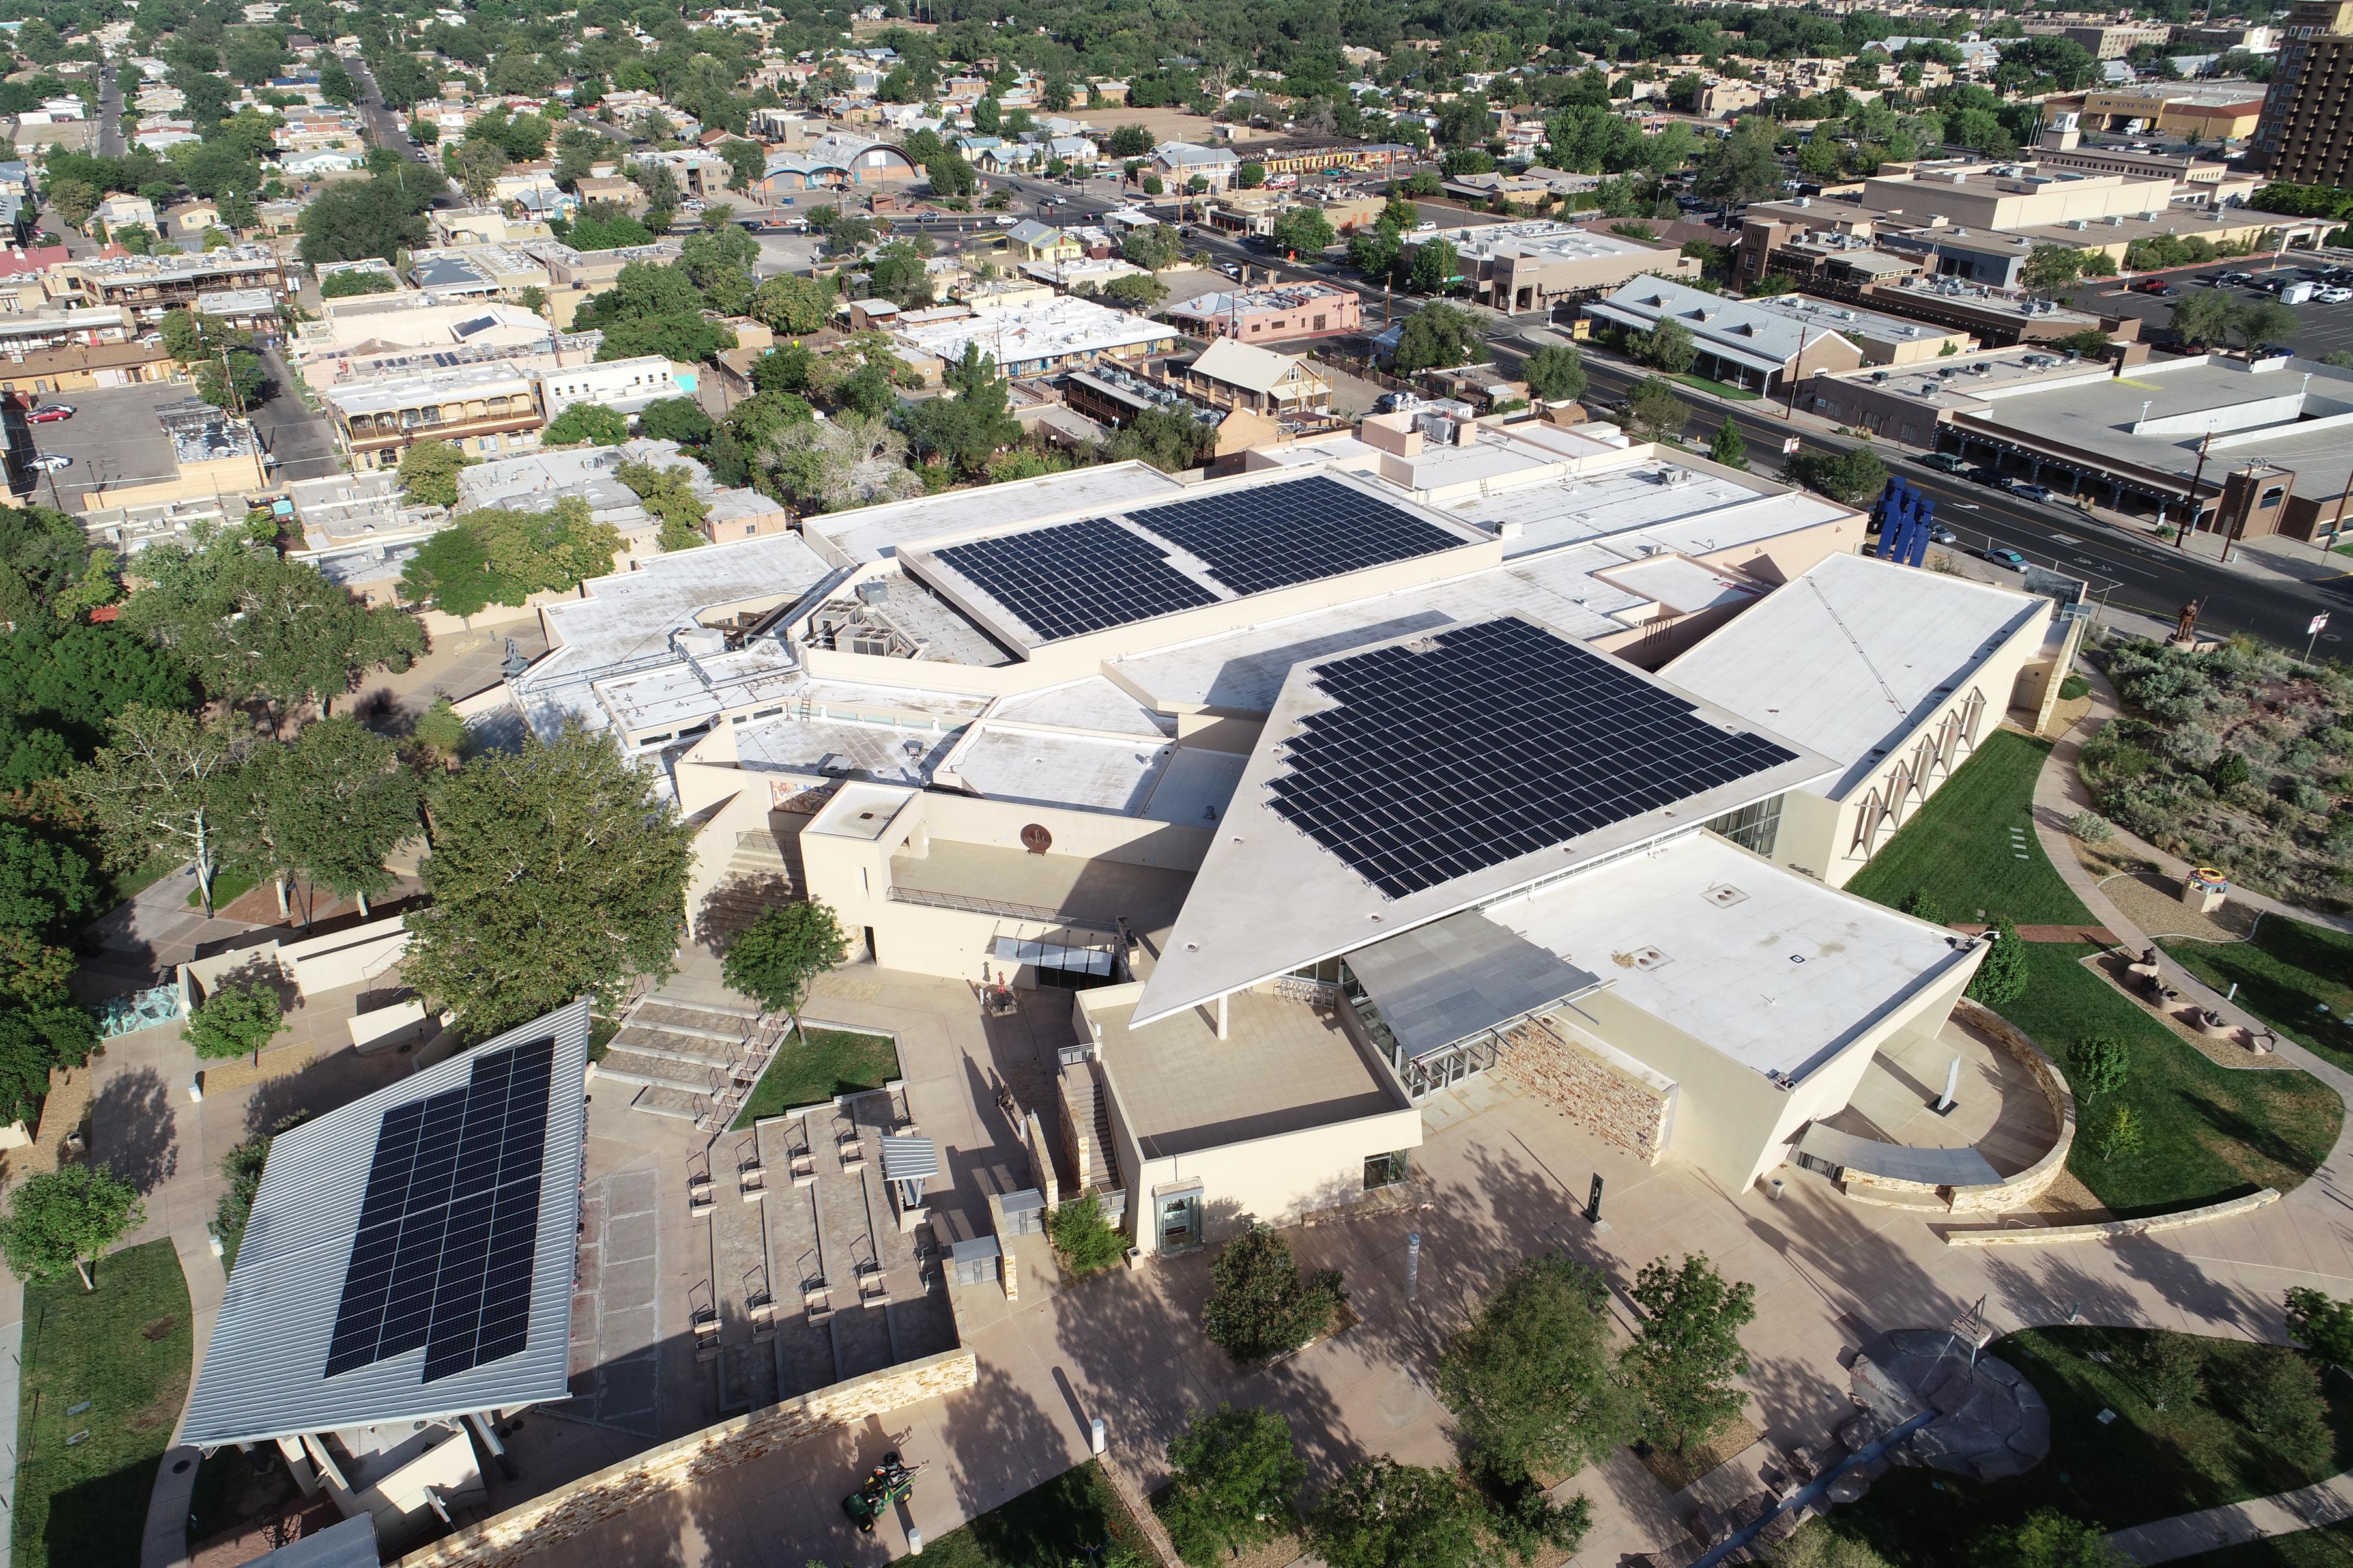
856,579,890,605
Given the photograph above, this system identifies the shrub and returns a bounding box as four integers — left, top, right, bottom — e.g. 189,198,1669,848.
2221,1350,2330,1469
2070,1035,2129,1097
1048,1193,1126,1279
1202,1222,1346,1364
2130,1333,2203,1411
543,403,629,446
2093,1103,2143,1162
2068,811,2113,844
1967,917,2028,1005
1899,889,1947,926
1160,1404,1303,1566
2059,673,2090,700
186,980,287,1062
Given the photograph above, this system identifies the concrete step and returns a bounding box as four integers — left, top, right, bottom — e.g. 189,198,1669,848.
620,1016,745,1049
642,992,762,1022
599,1053,721,1097
628,1087,706,1122
609,1034,736,1070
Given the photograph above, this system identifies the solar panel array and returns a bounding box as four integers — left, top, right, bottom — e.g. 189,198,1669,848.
1125,475,1465,596
1267,618,1801,898
324,1037,555,1384
934,518,1219,641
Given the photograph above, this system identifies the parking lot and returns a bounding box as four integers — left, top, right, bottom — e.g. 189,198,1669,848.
2058,255,2353,360
20,382,209,511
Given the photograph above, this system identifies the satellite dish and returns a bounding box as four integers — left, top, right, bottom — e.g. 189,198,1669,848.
1019,823,1052,855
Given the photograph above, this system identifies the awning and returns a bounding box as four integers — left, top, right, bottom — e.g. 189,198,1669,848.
992,935,1115,975
1797,1122,1999,1186
1344,909,1602,1062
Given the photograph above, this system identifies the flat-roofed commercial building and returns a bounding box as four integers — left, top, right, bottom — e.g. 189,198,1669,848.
325,361,543,470
1404,221,1701,313
58,245,286,323
437,421,2049,1234
1164,281,1360,342
1583,276,1868,392
2076,81,2269,141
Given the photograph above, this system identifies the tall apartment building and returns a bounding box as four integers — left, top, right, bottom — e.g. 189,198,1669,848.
2253,1,2353,180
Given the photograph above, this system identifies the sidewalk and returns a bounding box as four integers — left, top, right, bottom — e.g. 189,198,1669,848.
137,1231,226,1568
2107,1468,2353,1563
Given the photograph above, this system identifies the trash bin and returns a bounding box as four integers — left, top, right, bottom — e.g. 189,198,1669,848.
1768,1176,1787,1203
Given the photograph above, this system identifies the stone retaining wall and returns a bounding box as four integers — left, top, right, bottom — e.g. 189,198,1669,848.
1942,1000,2075,1214
195,1042,319,1097
1944,1187,2280,1247
395,1349,977,1568
1504,1016,1671,1165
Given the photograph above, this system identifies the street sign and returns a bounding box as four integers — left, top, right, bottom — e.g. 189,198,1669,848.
2311,612,2332,636
1782,436,1801,455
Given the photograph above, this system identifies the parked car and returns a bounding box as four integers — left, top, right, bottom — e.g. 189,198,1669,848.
1999,478,2053,502
2128,278,2171,296
1929,524,1959,545
1984,546,2028,569
26,403,73,423
1920,452,1970,473
1965,466,2001,487
2319,286,2353,305
2214,270,2255,288
993,214,1017,227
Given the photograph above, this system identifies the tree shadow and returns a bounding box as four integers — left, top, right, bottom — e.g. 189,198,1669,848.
86,1064,178,1195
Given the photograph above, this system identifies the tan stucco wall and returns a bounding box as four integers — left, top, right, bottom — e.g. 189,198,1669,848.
1129,1099,1424,1247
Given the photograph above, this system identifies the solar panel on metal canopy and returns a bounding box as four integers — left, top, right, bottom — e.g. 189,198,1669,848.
1124,474,1464,596
324,1036,556,1384
1267,618,1800,898
934,517,1218,642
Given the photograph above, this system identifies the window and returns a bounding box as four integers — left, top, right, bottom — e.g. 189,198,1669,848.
2260,484,2286,508
1364,1150,1411,1191
1313,313,1327,330
1706,795,1783,857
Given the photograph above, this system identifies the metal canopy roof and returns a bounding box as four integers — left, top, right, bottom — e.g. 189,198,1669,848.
1344,908,1604,1061
250,1514,379,1568
878,1136,940,1182
181,1000,592,1448
1796,1122,2000,1186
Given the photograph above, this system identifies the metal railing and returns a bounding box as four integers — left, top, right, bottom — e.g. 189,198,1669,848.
886,885,1065,922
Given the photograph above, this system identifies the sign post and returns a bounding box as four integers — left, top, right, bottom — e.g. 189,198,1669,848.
1585,1174,1604,1225
2308,612,2331,666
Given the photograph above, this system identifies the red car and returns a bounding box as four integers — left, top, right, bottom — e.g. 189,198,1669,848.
25,403,74,423
2129,278,2172,296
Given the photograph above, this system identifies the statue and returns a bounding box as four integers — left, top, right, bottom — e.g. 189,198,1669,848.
2174,601,2199,643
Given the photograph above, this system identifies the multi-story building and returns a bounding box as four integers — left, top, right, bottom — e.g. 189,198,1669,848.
1402,222,1701,313
2253,1,2353,180
323,360,543,470
1164,281,1361,343
57,246,287,324
2073,81,2269,142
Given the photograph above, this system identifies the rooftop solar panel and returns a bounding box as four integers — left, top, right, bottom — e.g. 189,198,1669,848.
324,1036,555,1384
934,517,1219,642
1266,618,1800,898
1125,475,1465,597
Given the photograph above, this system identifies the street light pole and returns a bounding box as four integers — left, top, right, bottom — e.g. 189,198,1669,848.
2177,429,2212,551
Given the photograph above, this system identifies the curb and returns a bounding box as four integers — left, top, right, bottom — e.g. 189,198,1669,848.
1942,1186,2280,1247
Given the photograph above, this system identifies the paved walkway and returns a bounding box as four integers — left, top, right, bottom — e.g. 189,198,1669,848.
2108,1468,2353,1563
139,1231,226,1568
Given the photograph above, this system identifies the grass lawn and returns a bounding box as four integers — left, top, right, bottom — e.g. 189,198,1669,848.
186,864,259,912
14,1239,194,1568
1813,1328,2353,1565
1671,371,1762,400
1845,730,2093,926
2004,943,2338,1216
101,852,180,913
2162,917,2353,1075
917,1459,1152,1568
731,1024,901,1128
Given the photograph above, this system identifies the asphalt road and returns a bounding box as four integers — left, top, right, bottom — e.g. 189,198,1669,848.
95,61,121,157
1566,353,2352,653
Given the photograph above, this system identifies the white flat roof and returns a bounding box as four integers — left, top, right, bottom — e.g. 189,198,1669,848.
990,676,1174,735
1491,833,1971,1081
801,461,1185,563
949,726,1247,821
1133,615,1838,1025
1662,552,2049,797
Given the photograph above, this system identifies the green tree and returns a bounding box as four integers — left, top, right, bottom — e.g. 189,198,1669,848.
2070,1036,2129,1098
1787,441,1888,505
46,177,98,230
1641,316,1698,374
403,730,696,1038
70,706,249,914
2021,246,2086,294
1407,237,1461,294
298,165,444,265
1522,344,1587,403
409,697,469,769
544,403,630,446
246,715,419,914
749,273,833,335
1202,1221,1346,1365
2094,1103,2144,1162
1968,917,2028,1005
2225,1350,2331,1463
578,260,734,363
867,240,935,308
186,978,287,1062
1624,377,1690,442
1048,1193,1127,1280
0,823,95,934
1310,1458,1487,1568
2288,1288,2353,1370
637,398,715,446
2169,290,2237,350
0,1003,94,1125
0,1164,143,1291
396,439,468,507
614,461,709,552
2231,299,2300,358
925,150,978,198
1974,1511,2131,1568
1696,125,1784,210
1106,408,1215,474
719,900,848,1021
1437,1251,1636,1485
1161,1404,1303,1567
2130,1334,2204,1412
1709,416,1749,470
904,343,1022,476
1392,302,1480,374
1121,223,1183,270
1626,1253,1757,1455
1272,207,1336,259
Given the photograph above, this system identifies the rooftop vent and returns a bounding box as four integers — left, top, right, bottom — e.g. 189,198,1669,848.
1703,884,1748,908
1615,945,1673,972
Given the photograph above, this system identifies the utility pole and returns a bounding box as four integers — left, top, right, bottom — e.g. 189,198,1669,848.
2177,429,2212,551
1784,321,1808,420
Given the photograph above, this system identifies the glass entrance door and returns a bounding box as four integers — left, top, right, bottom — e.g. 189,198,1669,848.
1156,1190,1202,1253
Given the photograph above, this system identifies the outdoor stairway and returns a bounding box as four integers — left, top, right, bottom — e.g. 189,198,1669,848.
1058,1057,1117,1191
697,829,805,948
607,991,760,1124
